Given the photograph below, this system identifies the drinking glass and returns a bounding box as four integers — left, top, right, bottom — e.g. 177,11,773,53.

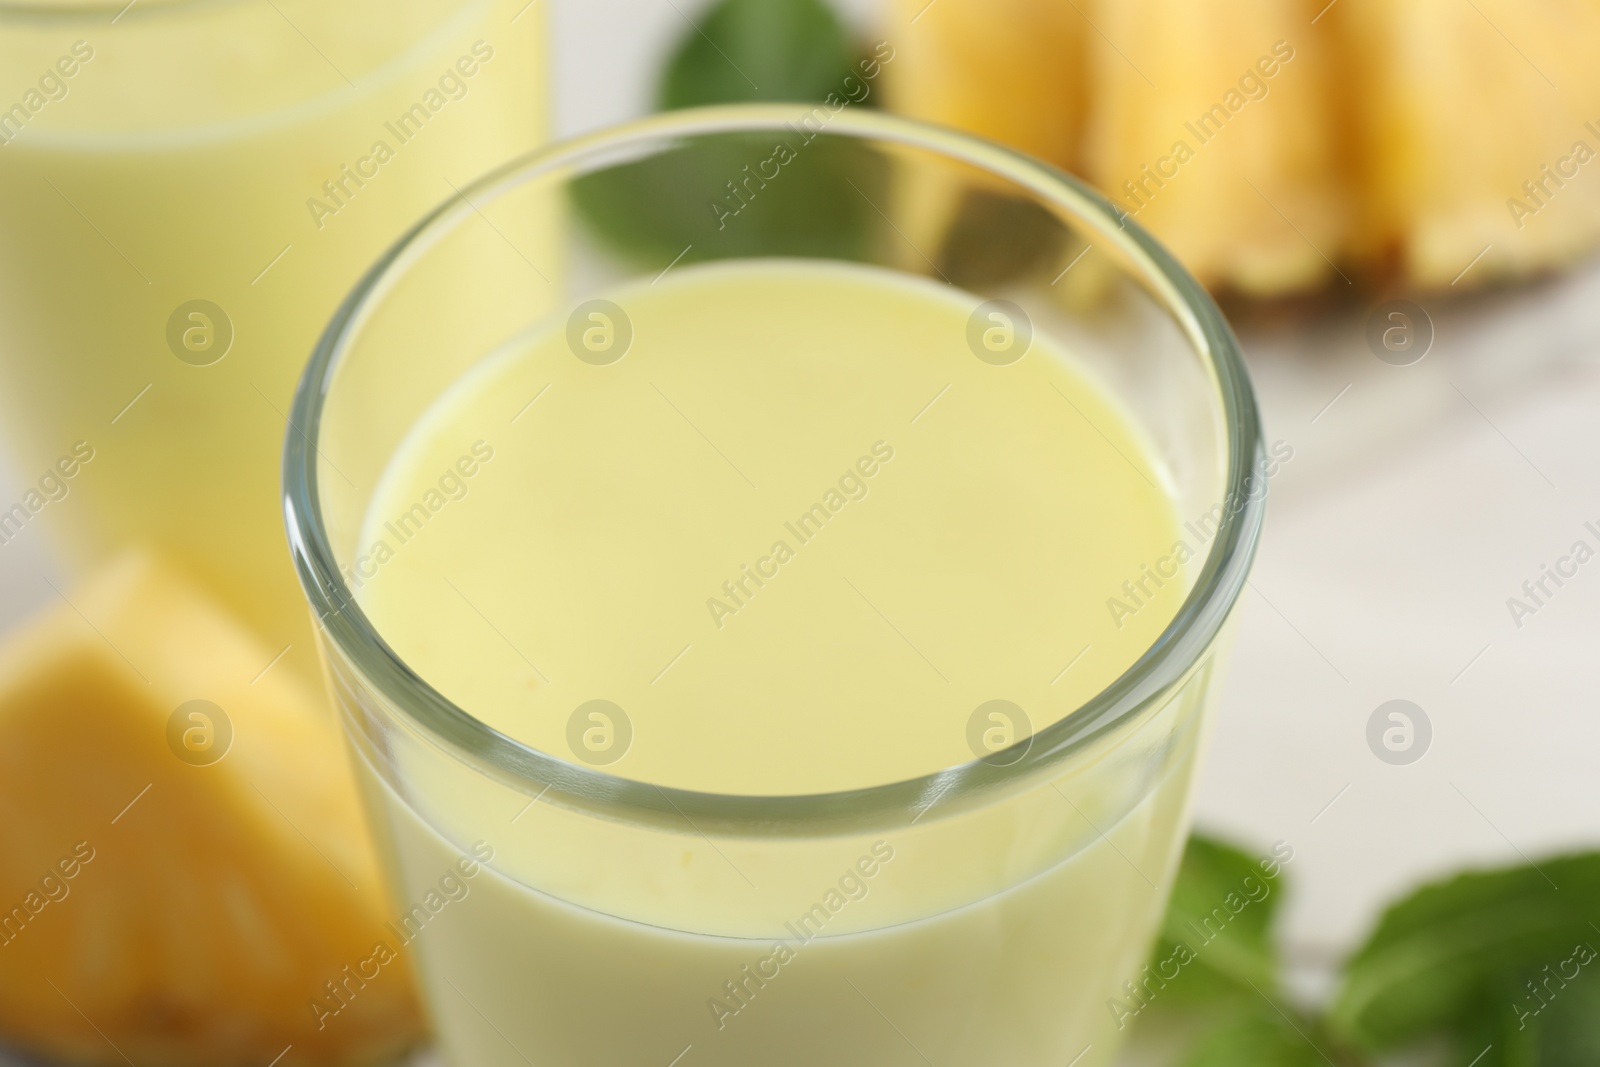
0,0,546,667
285,105,1265,1067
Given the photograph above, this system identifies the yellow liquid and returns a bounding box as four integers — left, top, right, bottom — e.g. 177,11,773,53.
361,260,1186,793
0,0,547,674
351,261,1213,1066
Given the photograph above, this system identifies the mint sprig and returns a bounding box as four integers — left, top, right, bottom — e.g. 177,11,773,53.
1139,837,1600,1066
658,0,853,109
571,0,886,269
1331,855,1600,1064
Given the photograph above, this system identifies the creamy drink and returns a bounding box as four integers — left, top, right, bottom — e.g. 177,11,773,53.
350,260,1205,1066
285,109,1265,1067
0,0,547,671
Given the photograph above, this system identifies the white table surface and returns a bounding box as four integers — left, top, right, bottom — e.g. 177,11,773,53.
2,2,1596,1062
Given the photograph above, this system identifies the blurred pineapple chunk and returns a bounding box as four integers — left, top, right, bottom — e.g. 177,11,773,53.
1080,1,1347,295
886,0,1600,295
883,0,1086,168
1333,0,1600,287
0,553,422,1067
881,0,1087,270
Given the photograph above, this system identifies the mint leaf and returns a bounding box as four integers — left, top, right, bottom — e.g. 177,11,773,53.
1449,970,1600,1067
1330,853,1600,1055
1179,1012,1332,1067
1135,834,1292,1018
1134,842,1600,1067
1451,986,1540,1067
572,0,886,269
931,187,1070,290
1532,969,1600,1066
568,133,885,268
659,0,852,108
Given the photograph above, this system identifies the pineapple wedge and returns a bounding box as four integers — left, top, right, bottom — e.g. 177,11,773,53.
885,0,1600,294
1332,0,1600,287
886,0,1346,294
882,0,1087,270
883,0,1087,170
1080,0,1347,295
0,553,422,1067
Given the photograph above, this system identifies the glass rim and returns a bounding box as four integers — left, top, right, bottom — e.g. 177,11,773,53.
283,103,1266,836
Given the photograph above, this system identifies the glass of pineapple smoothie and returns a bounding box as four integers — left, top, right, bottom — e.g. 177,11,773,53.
0,0,546,670
285,106,1265,1067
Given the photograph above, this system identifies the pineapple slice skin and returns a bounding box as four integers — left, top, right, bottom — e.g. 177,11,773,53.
0,553,423,1067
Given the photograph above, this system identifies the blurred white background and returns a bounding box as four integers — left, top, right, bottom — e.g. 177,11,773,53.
2,0,1596,1006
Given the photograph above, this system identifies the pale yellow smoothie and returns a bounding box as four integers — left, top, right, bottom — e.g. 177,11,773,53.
347,260,1212,1066
0,0,548,674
